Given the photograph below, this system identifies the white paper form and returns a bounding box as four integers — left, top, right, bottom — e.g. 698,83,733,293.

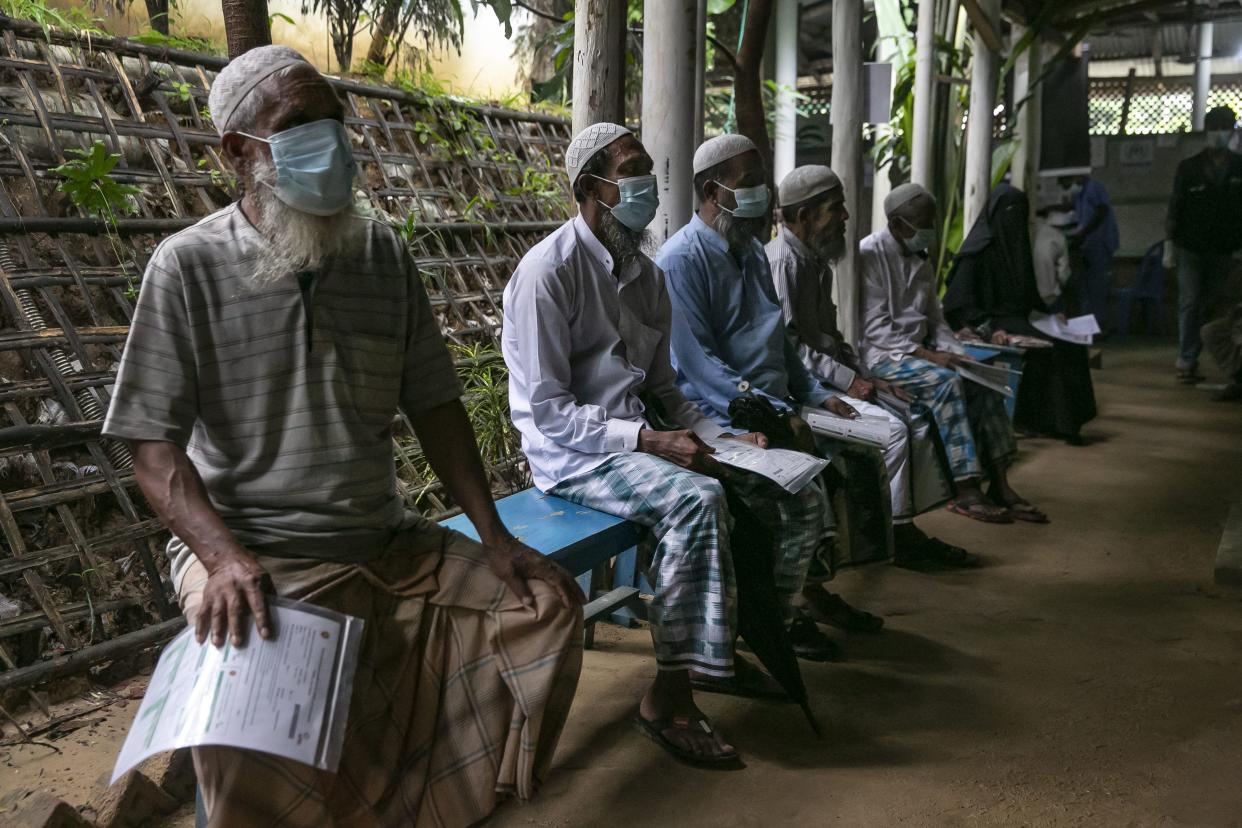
1030,312,1099,345
112,598,364,783
705,438,828,494
799,408,892,449
955,359,1018,398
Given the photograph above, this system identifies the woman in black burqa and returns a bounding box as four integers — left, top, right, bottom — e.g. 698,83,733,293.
943,183,1097,444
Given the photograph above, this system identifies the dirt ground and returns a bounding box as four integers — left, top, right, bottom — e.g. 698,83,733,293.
2,342,1240,827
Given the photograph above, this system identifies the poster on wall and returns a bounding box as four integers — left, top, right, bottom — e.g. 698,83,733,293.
1120,139,1155,167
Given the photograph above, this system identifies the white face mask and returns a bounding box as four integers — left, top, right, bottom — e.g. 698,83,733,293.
237,119,357,216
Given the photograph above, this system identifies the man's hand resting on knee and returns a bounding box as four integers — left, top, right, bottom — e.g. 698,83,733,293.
197,552,274,648
484,536,586,609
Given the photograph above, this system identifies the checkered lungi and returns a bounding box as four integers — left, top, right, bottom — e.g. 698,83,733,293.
551,452,829,679
179,516,583,827
869,357,1016,480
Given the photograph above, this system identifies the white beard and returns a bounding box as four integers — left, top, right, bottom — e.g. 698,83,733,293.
244,157,363,292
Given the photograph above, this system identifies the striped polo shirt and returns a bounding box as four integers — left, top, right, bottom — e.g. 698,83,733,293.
103,203,461,578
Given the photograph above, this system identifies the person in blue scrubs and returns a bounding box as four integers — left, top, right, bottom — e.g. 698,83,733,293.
1058,167,1119,329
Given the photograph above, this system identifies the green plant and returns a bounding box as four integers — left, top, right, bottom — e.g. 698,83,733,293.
0,0,103,39
54,141,139,224
131,28,222,54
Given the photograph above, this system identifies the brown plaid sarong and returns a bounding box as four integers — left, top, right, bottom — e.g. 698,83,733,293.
179,516,583,827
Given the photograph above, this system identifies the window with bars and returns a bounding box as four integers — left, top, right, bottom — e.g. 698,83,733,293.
1089,77,1242,135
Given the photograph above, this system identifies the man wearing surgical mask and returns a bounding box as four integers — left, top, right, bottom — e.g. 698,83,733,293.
504,124,834,769
656,135,888,647
1166,105,1242,384
105,45,584,824
859,184,1046,525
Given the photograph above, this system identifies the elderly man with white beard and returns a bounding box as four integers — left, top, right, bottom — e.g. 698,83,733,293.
503,123,835,769
767,165,977,570
102,45,584,826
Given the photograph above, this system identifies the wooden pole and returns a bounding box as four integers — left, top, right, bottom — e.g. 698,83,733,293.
773,0,799,185
642,0,699,243
1117,66,1136,137
911,0,937,188
694,0,707,148
962,0,999,235
830,0,863,346
220,0,272,60
1192,21,1213,132
1011,24,1043,192
572,0,628,134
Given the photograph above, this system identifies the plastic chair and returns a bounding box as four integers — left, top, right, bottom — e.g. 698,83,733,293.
1112,241,1166,342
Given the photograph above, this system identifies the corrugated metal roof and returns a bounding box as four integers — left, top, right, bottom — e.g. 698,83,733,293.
1086,20,1242,62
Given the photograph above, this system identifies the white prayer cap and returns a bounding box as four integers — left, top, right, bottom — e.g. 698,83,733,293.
565,122,632,186
778,165,842,208
884,182,934,217
208,45,313,134
693,134,758,175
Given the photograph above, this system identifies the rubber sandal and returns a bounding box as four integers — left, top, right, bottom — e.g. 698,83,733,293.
946,499,1013,524
633,711,742,769
690,655,789,701
998,499,1049,524
788,615,840,662
1177,369,1205,385
895,537,981,571
803,591,885,633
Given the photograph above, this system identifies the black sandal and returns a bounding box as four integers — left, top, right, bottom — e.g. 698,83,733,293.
803,590,885,633
788,615,841,662
895,537,981,571
633,711,742,768
691,654,789,700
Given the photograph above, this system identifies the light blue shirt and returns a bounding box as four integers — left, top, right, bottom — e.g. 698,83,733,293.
656,214,832,425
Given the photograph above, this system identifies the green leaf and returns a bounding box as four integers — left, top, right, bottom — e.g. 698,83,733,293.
269,11,297,27
707,0,737,14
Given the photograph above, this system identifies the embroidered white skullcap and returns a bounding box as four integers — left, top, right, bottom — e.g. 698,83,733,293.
208,45,313,134
693,134,758,175
778,165,842,208
884,182,935,217
565,123,632,186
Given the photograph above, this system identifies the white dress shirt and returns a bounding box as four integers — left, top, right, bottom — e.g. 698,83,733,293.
1032,218,1072,306
502,216,727,491
858,226,964,369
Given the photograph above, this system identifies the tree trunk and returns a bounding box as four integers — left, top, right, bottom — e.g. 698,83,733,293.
365,0,402,68
221,0,272,59
144,0,170,35
733,0,774,172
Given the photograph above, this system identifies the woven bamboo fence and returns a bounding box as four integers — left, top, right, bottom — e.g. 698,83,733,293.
0,14,573,699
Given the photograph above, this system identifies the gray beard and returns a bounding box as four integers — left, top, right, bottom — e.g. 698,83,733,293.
713,210,765,251
816,233,846,263
245,157,363,293
599,211,653,267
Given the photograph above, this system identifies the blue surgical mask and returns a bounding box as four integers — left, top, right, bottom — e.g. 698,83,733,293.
713,181,771,218
591,173,659,231
238,119,356,216
898,217,937,253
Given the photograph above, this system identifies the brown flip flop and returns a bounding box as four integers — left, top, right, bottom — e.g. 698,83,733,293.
946,498,1013,524
633,711,742,769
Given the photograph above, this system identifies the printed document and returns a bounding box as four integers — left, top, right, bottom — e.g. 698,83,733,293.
1030,312,1099,345
112,598,364,783
800,407,892,449
955,359,1018,398
706,438,827,494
